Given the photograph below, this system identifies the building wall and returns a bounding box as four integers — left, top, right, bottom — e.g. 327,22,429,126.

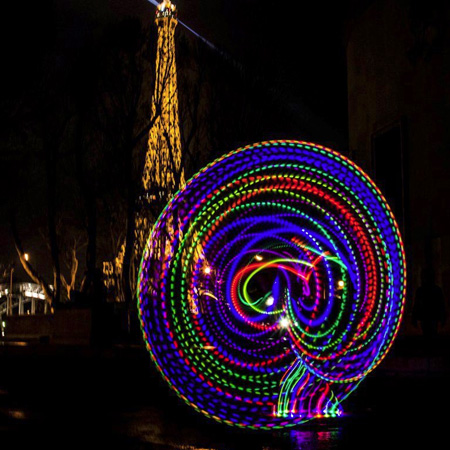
346,0,450,326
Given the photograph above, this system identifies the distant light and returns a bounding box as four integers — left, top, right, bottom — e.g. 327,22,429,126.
337,280,345,289
24,291,45,299
24,253,29,262
204,266,211,275
279,317,290,328
255,255,263,261
266,296,274,306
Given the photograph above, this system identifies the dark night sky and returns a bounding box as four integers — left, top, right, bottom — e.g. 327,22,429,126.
1,0,352,277
5,0,350,134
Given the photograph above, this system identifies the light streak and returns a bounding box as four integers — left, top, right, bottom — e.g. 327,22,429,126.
138,128,405,427
147,0,218,50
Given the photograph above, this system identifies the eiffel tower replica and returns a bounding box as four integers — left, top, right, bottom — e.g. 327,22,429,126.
103,0,185,302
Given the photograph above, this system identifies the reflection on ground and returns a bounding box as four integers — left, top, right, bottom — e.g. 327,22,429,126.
290,429,341,450
0,344,449,449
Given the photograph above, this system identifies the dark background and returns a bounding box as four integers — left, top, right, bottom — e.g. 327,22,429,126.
1,0,352,278
2,0,450,323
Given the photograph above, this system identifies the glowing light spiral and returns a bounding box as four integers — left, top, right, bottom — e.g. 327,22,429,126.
138,140,406,429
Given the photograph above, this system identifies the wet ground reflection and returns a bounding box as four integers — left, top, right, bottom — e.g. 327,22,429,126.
1,389,448,450
1,347,449,449
290,429,340,450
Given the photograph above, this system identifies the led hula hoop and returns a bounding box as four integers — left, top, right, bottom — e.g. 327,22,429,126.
138,140,406,429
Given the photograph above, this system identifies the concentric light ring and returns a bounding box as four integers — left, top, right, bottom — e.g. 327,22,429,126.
138,140,406,429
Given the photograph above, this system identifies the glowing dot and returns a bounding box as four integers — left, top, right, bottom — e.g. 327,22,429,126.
337,280,344,289
255,255,263,261
204,266,211,275
279,317,290,328
266,296,274,306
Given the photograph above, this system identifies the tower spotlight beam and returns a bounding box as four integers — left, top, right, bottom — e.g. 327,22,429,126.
146,0,224,52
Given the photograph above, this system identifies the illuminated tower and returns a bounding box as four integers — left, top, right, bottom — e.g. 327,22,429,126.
103,0,184,301
143,0,185,194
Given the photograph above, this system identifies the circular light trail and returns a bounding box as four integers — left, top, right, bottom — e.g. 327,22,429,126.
138,140,406,429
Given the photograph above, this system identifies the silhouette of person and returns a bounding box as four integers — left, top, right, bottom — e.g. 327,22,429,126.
412,267,446,344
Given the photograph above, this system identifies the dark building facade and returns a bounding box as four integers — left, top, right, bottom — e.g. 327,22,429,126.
346,0,450,332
